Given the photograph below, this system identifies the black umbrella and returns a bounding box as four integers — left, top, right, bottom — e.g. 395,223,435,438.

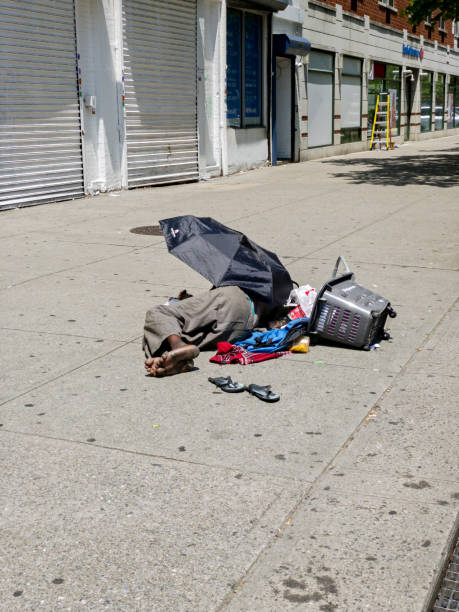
159,215,293,307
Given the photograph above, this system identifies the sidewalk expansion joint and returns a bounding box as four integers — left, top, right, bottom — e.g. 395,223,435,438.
0,242,156,293
0,326,138,343
296,257,458,273
286,354,399,373
287,198,421,266
329,465,459,487
0,339,139,408
0,428,313,485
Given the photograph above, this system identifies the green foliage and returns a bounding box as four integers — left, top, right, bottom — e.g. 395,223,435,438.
402,0,459,26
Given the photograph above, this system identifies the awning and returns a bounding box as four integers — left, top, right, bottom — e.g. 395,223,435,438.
228,0,289,12
273,33,311,56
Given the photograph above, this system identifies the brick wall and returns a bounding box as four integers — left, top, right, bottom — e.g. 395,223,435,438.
310,0,456,47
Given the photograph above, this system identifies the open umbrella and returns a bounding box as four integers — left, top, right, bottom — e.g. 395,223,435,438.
159,215,293,307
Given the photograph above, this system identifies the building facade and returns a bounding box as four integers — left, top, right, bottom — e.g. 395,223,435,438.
0,0,458,210
297,0,459,160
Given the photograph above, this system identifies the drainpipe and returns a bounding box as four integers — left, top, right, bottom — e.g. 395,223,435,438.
219,0,228,176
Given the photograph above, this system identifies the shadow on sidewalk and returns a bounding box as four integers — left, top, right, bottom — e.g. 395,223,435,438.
321,151,459,188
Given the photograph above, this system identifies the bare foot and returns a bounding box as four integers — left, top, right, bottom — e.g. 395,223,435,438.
145,345,199,377
145,357,164,376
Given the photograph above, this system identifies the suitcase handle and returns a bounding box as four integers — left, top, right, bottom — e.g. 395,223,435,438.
307,258,354,334
331,256,351,278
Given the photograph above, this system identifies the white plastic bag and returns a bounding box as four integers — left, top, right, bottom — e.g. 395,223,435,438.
285,285,318,317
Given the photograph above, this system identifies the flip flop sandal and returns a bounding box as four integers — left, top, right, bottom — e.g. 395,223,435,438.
247,384,280,403
208,376,246,393
220,380,246,393
208,376,232,388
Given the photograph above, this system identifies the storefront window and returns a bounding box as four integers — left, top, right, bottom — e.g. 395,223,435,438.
447,76,459,129
435,73,445,130
341,56,362,143
420,71,432,132
226,9,263,128
368,62,401,137
308,50,334,148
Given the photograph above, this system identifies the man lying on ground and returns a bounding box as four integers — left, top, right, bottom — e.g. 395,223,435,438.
143,286,282,377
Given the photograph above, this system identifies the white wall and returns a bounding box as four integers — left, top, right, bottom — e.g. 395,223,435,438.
75,0,122,194
226,127,269,172
197,0,224,178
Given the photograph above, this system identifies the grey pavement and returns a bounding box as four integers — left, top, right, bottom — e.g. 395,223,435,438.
0,136,458,611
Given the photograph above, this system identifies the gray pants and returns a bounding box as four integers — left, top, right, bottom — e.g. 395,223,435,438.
143,286,258,358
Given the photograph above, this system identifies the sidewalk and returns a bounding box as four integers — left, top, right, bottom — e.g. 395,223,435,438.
1,136,458,611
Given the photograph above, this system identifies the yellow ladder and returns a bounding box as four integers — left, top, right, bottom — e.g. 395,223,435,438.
370,93,393,150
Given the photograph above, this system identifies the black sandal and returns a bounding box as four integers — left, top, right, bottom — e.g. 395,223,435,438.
247,384,280,403
209,376,246,393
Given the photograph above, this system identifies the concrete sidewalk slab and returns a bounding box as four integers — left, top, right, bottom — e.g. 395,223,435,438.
0,261,181,342
0,341,391,481
310,198,459,269
0,198,133,240
0,431,300,612
0,235,132,289
335,371,459,481
404,302,459,377
0,329,124,405
224,488,453,611
0,135,458,611
320,467,458,512
223,323,458,611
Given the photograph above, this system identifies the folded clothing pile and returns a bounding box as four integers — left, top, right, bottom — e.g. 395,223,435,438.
209,341,289,365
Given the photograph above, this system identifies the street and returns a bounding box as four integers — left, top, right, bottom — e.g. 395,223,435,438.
0,136,458,611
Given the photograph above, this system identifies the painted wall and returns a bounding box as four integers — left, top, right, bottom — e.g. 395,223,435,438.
197,0,224,178
75,0,122,194
226,127,269,172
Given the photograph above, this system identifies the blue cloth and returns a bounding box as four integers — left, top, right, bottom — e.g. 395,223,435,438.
235,318,309,353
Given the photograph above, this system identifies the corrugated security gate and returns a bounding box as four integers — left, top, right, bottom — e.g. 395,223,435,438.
122,0,199,187
0,0,84,210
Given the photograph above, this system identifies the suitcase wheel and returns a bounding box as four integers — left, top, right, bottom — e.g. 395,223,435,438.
387,306,397,319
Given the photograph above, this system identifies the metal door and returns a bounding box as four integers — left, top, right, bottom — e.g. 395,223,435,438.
275,56,293,160
122,0,199,187
0,0,84,210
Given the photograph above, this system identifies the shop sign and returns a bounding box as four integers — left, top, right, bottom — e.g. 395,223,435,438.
402,44,424,60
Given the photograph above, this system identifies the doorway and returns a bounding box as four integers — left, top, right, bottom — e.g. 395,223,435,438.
274,56,294,161
404,71,416,141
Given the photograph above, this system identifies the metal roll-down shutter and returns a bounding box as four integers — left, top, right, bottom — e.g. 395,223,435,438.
0,0,84,210
122,0,199,187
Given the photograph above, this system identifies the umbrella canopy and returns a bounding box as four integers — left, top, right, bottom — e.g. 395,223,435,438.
159,215,293,307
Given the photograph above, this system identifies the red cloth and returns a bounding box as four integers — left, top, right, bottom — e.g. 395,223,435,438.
209,341,288,365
